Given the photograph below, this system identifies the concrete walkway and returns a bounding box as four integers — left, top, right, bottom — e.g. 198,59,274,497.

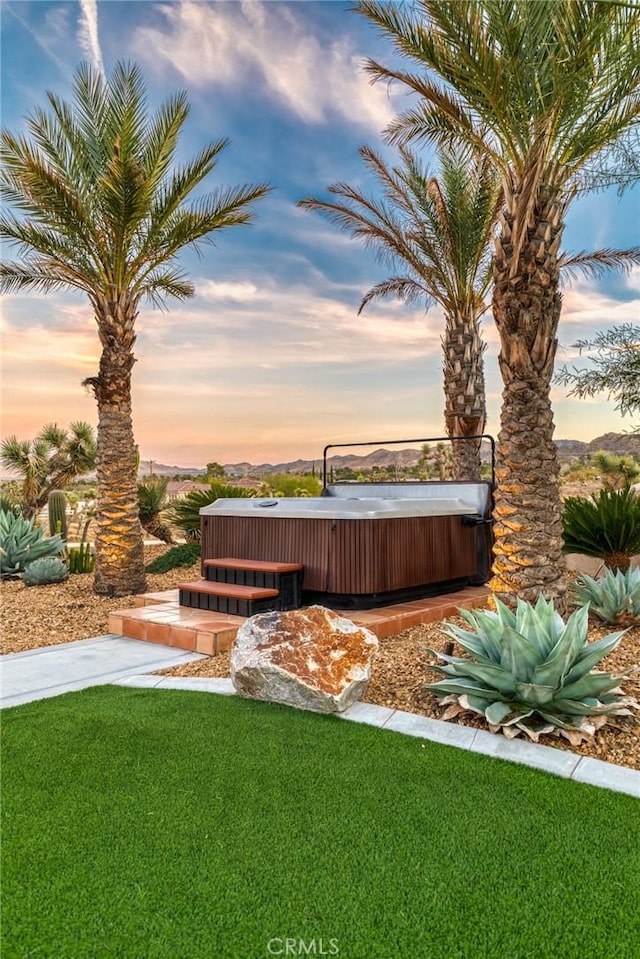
0,635,204,709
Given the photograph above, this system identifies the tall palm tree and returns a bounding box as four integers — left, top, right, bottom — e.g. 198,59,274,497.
299,145,501,481
1,421,96,518
357,0,640,607
0,62,271,596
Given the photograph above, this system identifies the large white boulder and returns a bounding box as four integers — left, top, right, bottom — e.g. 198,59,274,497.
230,605,378,713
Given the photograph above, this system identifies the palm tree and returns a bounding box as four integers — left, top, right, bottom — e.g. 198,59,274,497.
299,145,501,480
1,421,96,518
138,476,174,545
357,0,640,607
0,62,270,596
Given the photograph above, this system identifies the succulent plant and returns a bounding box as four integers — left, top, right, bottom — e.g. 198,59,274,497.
0,509,66,578
23,556,69,586
68,542,95,574
573,566,640,625
47,489,68,539
562,487,640,572
426,596,638,745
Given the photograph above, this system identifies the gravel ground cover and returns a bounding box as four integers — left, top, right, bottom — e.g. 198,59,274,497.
2,545,638,770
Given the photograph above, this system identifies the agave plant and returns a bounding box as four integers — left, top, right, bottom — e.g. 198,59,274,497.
0,509,65,577
23,556,69,586
427,596,638,745
573,566,640,626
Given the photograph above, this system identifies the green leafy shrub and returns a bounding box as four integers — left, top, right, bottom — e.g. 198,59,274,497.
562,487,640,571
68,543,95,574
23,556,69,586
0,509,66,578
146,542,201,573
168,484,253,541
573,566,640,625
426,596,638,745
259,474,322,497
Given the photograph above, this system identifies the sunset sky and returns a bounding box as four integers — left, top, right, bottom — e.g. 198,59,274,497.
2,0,639,469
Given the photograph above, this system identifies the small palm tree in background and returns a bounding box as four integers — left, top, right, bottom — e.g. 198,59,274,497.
1,421,96,518
357,0,640,607
137,476,174,545
1,62,271,596
300,145,501,481
168,483,253,542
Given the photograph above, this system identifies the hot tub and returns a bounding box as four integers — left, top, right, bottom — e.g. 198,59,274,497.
201,481,492,609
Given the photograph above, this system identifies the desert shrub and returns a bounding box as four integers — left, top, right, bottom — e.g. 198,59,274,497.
258,474,322,497
146,542,201,573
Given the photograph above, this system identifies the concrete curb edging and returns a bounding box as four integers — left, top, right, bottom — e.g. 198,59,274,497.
111,676,640,799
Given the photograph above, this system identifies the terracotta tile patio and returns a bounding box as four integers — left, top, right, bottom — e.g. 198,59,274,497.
109,586,489,656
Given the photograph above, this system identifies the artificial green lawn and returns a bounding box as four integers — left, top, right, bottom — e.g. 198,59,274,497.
2,687,639,959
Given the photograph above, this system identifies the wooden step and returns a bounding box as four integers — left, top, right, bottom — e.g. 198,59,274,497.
180,580,279,600
178,579,280,617
204,558,303,573
203,557,304,611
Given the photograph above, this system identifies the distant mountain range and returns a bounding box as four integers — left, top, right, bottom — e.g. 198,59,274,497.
142,432,640,477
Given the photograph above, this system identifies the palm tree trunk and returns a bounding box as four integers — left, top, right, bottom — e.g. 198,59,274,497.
142,517,175,545
489,194,567,609
89,296,146,597
443,308,486,481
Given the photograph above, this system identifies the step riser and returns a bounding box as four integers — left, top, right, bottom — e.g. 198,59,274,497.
179,588,280,617
204,567,302,610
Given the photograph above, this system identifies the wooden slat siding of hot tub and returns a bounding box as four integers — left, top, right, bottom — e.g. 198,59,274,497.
327,516,477,593
202,513,479,595
201,515,331,591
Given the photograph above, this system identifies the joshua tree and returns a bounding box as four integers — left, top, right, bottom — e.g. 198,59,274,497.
300,145,501,481
1,421,96,518
1,62,270,595
357,0,640,607
590,451,640,491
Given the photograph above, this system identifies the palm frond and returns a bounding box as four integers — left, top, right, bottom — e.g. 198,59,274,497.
356,0,640,271
559,247,640,282
2,60,271,310
300,140,499,318
359,276,432,313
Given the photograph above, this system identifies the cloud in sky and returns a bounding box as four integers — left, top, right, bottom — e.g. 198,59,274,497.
1,1,638,466
131,0,395,131
77,0,104,76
